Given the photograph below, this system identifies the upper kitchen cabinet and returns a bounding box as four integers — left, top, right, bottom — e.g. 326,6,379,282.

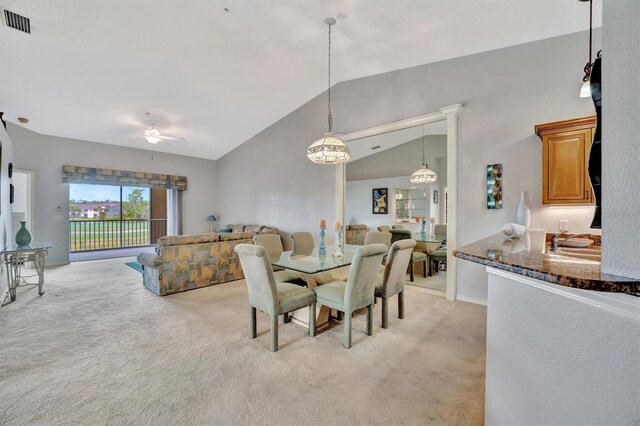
535,116,596,205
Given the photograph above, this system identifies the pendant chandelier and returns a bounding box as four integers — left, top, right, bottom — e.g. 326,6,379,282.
579,0,593,98
410,125,437,184
306,18,350,165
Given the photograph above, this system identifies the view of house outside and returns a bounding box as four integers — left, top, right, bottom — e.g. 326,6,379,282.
69,184,151,251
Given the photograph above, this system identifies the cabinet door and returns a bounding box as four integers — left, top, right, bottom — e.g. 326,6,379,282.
543,129,592,204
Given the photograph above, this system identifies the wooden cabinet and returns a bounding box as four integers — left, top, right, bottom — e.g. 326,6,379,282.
535,116,596,205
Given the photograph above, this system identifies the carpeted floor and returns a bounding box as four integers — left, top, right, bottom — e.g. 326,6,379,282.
0,257,487,425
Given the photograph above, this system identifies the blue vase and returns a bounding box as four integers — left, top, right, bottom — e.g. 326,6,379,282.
15,221,32,246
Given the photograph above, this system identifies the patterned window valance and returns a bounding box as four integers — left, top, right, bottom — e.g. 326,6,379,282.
62,165,188,191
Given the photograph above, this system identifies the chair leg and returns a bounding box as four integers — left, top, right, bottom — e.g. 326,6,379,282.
398,291,404,319
410,260,415,282
381,296,389,329
366,304,373,336
343,311,352,349
270,314,279,352
309,303,316,337
250,307,257,339
336,311,344,321
424,260,428,278
283,312,291,323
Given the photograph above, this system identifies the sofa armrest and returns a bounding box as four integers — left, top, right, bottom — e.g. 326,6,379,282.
137,252,162,269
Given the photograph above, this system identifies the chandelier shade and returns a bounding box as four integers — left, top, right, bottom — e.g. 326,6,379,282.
144,128,162,144
307,132,351,164
410,165,438,184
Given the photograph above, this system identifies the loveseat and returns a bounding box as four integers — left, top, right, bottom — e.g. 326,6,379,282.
137,231,256,296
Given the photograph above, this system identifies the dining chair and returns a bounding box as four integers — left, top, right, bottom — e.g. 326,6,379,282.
375,239,416,328
390,229,426,282
391,225,404,230
313,244,387,349
234,244,317,352
377,225,391,232
291,232,315,256
253,234,307,287
364,231,392,247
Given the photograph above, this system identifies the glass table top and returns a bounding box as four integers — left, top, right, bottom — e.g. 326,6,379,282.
272,244,359,274
3,242,55,254
411,233,444,243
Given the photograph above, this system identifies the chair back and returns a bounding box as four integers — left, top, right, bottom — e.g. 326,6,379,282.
344,244,387,310
377,225,391,232
253,234,284,262
390,229,412,244
291,232,314,256
391,225,404,230
434,224,447,242
234,244,278,315
364,231,391,247
382,240,416,296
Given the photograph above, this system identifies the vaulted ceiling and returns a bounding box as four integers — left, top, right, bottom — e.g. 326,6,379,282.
0,0,601,160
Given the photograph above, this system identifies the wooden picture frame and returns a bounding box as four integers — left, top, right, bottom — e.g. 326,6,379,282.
372,188,388,214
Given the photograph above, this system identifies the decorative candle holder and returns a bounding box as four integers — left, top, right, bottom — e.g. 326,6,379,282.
319,226,326,255
334,229,343,257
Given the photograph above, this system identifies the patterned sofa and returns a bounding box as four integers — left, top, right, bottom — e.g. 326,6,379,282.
345,224,368,246
219,224,279,234
137,231,255,296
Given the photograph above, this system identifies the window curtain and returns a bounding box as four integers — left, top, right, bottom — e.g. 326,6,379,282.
167,189,182,236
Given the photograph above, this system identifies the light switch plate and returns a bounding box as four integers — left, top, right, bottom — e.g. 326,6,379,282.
559,220,569,232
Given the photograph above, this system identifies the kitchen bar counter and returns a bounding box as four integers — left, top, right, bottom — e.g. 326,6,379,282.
453,232,640,296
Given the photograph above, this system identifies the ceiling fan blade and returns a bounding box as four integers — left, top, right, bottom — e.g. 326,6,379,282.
160,135,184,142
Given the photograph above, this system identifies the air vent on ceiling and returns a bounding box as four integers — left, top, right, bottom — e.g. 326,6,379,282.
371,145,381,150
3,8,31,33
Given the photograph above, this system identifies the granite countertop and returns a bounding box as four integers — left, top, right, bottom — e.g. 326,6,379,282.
453,233,640,296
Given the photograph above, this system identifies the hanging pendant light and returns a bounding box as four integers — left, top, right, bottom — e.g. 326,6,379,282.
579,0,593,98
410,125,437,184
307,18,350,165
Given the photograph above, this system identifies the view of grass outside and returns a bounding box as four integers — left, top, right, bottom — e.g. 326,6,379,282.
69,184,151,251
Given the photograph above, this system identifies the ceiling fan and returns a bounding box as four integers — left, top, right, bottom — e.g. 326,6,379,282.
140,112,184,145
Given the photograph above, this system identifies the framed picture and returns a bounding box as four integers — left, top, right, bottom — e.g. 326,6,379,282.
433,189,439,204
9,183,14,204
8,162,12,178
487,164,503,209
372,188,388,214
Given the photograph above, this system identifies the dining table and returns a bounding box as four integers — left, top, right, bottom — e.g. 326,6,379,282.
271,244,360,329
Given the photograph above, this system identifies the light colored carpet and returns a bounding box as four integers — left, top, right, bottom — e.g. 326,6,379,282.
0,257,487,425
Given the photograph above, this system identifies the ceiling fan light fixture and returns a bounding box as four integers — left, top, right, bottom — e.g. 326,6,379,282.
144,128,162,144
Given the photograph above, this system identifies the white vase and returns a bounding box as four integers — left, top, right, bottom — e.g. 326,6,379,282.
516,190,531,228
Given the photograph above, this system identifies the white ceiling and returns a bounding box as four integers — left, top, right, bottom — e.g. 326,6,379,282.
346,120,446,162
0,0,601,160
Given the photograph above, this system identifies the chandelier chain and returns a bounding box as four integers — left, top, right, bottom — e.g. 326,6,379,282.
327,22,333,132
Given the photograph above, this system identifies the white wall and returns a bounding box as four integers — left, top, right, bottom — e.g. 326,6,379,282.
12,172,29,225
601,0,640,278
9,124,217,265
0,122,15,303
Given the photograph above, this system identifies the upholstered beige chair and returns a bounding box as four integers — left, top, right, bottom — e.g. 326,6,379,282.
391,225,404,230
313,244,387,349
253,234,306,287
377,225,391,232
234,244,317,352
291,232,314,256
390,229,427,282
434,224,447,241
376,240,416,328
364,231,392,247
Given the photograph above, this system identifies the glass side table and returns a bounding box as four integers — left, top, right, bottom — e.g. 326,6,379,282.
2,242,54,305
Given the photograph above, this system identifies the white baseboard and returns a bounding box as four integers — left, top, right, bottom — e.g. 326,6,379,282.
456,295,487,306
